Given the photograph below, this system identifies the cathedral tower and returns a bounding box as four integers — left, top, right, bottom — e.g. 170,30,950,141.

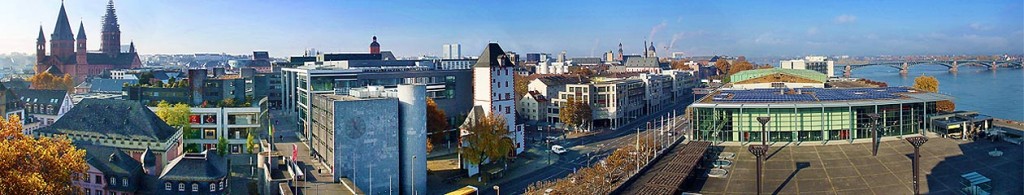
36,26,46,66
101,0,121,57
369,36,381,54
50,2,75,61
76,21,88,65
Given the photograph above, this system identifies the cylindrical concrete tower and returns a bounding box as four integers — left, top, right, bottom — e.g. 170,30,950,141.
397,84,427,194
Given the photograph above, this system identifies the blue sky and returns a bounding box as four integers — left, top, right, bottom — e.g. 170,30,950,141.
2,0,1021,58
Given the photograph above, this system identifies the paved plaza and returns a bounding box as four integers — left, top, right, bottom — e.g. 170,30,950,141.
689,137,1023,194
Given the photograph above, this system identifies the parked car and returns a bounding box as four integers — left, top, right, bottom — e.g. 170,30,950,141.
551,145,567,154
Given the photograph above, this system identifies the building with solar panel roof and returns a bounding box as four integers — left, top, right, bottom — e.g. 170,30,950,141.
688,68,952,144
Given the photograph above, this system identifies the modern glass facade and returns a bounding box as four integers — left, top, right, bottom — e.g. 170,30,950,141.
691,102,938,144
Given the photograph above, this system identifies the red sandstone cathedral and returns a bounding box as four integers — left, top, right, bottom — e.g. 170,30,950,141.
36,1,141,80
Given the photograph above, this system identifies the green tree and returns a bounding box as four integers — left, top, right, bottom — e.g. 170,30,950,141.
0,115,88,194
426,98,449,154
246,132,257,154
219,98,236,107
559,98,592,131
156,101,194,139
217,137,228,156
184,143,201,153
460,113,515,166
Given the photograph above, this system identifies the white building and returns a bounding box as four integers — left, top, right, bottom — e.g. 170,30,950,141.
462,43,525,176
517,91,548,122
535,61,574,74
152,105,265,154
443,44,462,59
779,56,835,77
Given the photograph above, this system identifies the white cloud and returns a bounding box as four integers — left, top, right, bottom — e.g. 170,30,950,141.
834,14,857,24
968,22,992,31
806,27,819,35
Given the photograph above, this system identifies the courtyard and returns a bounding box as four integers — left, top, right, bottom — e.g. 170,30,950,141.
688,137,1023,194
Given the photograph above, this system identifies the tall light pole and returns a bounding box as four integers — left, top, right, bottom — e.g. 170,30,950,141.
493,185,500,195
868,113,881,156
905,136,928,195
757,117,770,145
751,116,770,195
748,144,769,195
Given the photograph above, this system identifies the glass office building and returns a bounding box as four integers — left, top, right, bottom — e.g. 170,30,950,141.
689,87,951,145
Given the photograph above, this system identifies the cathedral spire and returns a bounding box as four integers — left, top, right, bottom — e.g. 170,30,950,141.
129,41,135,53
77,21,87,40
51,1,74,41
37,26,46,43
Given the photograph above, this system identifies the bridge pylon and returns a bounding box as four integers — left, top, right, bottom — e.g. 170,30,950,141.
990,61,998,71
949,61,958,73
843,65,851,77
899,62,909,75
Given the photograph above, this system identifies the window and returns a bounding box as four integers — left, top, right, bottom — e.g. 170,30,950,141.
95,176,101,184
85,174,90,183
109,192,115,195
110,177,116,186
122,178,127,186
220,181,224,190
192,183,198,192
210,183,216,192
165,182,171,190
179,183,185,191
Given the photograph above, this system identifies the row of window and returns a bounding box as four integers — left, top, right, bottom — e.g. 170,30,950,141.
74,173,127,187
164,181,225,192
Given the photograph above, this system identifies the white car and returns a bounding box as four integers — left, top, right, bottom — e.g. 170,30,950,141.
551,145,567,154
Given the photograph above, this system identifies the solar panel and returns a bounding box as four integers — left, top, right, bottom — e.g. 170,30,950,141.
716,87,911,103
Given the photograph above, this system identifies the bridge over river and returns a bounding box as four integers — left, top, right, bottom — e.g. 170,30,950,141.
842,60,1023,77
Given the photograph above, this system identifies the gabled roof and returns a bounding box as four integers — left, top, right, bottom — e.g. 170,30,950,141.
77,143,142,175
459,105,487,136
159,150,228,182
45,65,64,75
474,43,515,68
12,89,67,110
38,99,178,142
527,91,548,103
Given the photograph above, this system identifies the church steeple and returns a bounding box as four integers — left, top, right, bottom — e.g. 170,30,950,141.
101,0,122,57
50,1,76,60
51,2,74,41
77,21,87,40
369,36,381,54
36,26,47,65
77,21,88,64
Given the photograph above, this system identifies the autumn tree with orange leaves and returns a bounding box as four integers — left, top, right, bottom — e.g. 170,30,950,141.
0,115,88,194
913,75,956,112
28,71,75,91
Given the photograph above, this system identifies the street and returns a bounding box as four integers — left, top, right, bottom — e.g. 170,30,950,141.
491,103,692,195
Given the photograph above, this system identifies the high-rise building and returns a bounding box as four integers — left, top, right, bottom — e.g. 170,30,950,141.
443,44,462,59
36,1,141,80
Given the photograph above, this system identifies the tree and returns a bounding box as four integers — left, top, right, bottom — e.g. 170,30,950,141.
426,98,449,153
559,98,592,131
217,137,228,156
570,67,594,77
713,59,731,75
184,143,201,153
0,115,88,194
28,72,74,91
513,74,529,103
913,75,939,93
156,101,193,139
245,132,257,154
460,113,515,167
913,75,955,112
727,60,755,76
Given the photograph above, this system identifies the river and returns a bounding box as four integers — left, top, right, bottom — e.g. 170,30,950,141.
852,65,1024,121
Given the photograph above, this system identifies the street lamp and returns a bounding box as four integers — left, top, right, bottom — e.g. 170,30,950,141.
868,113,881,156
756,117,770,145
905,136,928,195
747,144,769,195
493,185,500,195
